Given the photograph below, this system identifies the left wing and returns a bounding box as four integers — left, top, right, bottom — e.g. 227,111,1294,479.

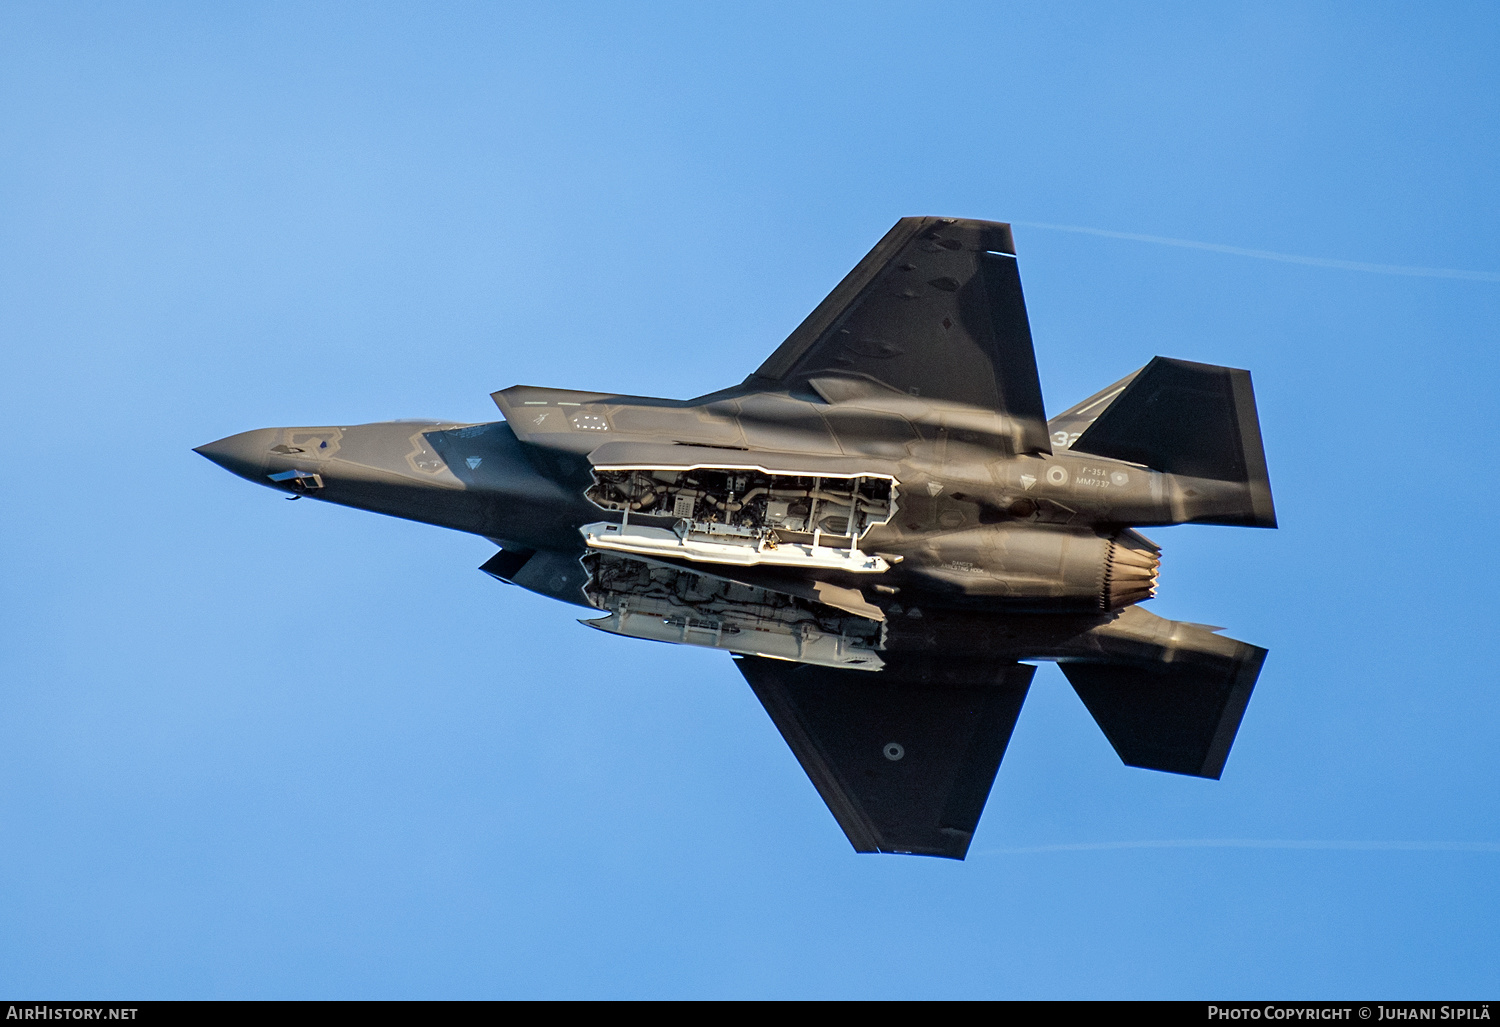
745,216,1051,454
736,655,1034,859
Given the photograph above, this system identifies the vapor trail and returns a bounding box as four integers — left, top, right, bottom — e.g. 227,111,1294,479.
1011,220,1500,282
982,839,1500,856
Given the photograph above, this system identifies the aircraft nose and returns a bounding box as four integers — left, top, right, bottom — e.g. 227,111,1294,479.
193,428,280,481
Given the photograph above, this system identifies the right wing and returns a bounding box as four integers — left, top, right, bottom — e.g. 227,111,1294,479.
735,655,1034,859
746,217,1051,454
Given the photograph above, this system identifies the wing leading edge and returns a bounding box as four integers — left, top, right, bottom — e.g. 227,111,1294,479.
746,217,1051,454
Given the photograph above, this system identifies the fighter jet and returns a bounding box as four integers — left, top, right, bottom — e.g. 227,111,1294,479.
197,217,1275,859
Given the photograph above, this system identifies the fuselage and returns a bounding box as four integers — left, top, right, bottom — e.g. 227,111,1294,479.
195,382,1257,674
197,381,1258,599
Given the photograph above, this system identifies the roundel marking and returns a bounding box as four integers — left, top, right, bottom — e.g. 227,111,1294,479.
883,742,905,761
1045,465,1069,486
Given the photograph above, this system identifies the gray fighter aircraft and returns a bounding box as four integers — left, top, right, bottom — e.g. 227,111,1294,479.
197,217,1275,859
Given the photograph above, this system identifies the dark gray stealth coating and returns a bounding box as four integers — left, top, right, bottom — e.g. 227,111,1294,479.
197,216,1276,861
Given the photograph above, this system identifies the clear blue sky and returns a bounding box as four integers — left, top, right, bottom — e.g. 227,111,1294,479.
3,1,1498,999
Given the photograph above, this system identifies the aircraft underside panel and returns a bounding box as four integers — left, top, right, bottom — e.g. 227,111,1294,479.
584,466,897,574
582,522,891,573
736,655,1035,859
580,552,885,670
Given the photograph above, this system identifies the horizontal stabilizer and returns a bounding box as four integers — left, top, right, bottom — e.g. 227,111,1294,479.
1070,357,1276,527
736,655,1034,859
1059,644,1266,779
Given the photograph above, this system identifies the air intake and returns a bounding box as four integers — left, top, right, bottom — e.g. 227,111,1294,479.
1102,530,1161,609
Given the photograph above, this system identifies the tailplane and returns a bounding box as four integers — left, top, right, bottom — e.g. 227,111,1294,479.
1068,356,1276,528
1060,640,1265,780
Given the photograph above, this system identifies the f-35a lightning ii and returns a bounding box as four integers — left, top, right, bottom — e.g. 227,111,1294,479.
198,217,1275,859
